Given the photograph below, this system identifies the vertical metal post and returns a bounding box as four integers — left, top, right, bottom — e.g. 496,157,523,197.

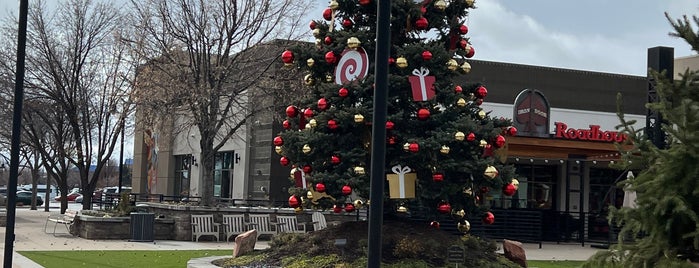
4,0,28,266
118,124,125,192
368,0,390,267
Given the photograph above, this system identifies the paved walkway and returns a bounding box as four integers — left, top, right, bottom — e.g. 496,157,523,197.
0,204,603,267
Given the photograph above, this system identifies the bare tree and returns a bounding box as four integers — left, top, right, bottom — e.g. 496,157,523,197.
128,0,312,205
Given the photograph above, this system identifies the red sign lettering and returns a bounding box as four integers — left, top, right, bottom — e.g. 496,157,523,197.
554,122,627,142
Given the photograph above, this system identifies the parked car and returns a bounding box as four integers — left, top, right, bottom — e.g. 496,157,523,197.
54,192,82,202
16,190,43,206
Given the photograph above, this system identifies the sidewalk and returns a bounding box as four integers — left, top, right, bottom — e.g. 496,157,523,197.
1,205,602,267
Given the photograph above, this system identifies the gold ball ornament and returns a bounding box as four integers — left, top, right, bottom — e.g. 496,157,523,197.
511,179,520,190
354,114,365,123
329,0,339,10
466,0,475,8
396,56,408,68
440,145,450,154
313,29,321,38
461,61,472,73
403,142,411,151
478,110,486,119
306,58,315,67
447,59,459,71
302,144,312,154
484,165,499,179
347,37,361,49
456,98,467,107
308,119,317,128
306,190,314,199
453,209,466,218
455,131,465,141
434,0,447,11
463,187,473,196
275,146,283,155
397,205,408,213
479,139,488,147
457,220,471,233
353,199,364,209
325,74,333,82
354,166,365,175
304,74,315,86
294,206,304,213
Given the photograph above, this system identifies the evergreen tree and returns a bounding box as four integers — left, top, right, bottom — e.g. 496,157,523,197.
277,0,516,228
586,11,699,268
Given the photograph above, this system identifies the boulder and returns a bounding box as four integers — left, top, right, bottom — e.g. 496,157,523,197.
233,229,258,258
503,239,527,267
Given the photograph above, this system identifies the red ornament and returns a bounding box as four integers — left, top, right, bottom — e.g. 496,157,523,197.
502,183,516,196
483,144,493,157
359,0,371,5
317,98,328,110
480,186,490,193
387,136,397,145
459,39,468,49
420,6,427,14
342,19,353,28
288,195,300,208
303,108,314,118
476,86,488,98
273,136,283,146
430,221,440,229
328,119,338,130
466,46,475,58
315,183,326,193
344,203,355,213
285,106,298,117
331,155,341,165
281,50,294,64
282,120,291,129
417,108,430,120
476,98,483,106
432,173,444,182
454,85,463,93
303,165,312,173
507,126,518,136
415,17,428,30
459,25,468,35
279,156,289,166
309,20,317,30
495,135,506,148
342,185,352,195
409,142,419,153
338,87,349,97
467,132,476,142
324,36,333,45
483,212,495,225
388,57,395,65
325,51,337,64
385,121,395,130
322,8,332,21
437,202,451,214
422,50,432,61
333,205,343,213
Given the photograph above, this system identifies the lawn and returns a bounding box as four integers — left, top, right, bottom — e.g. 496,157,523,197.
528,260,585,268
18,250,231,268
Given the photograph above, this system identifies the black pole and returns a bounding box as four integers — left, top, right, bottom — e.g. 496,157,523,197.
118,124,124,192
367,0,390,267
4,0,28,267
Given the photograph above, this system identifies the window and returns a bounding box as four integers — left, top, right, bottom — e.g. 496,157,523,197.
214,152,234,198
174,155,191,196
490,164,558,209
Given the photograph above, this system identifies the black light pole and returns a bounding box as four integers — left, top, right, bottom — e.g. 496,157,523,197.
4,0,28,267
367,0,390,267
118,123,124,192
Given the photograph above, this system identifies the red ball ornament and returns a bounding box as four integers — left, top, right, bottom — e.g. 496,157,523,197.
281,50,294,64
359,0,371,5
508,126,518,136
388,57,395,65
309,20,317,30
282,120,291,129
417,108,430,120
454,85,463,93
476,98,484,106
285,105,298,117
324,36,333,45
331,155,341,165
432,173,444,182
342,185,352,195
409,142,419,153
387,136,397,145
325,51,337,64
422,50,432,61
273,136,283,146
415,17,428,30
437,202,451,214
483,212,495,225
459,24,469,35
322,8,332,21
385,121,395,130
502,183,516,196
466,46,475,58
476,86,488,98
430,221,440,229
467,132,476,142
279,156,289,166
495,135,506,148
315,183,326,193
303,108,314,118
342,19,353,28
420,6,427,14
333,205,343,213
459,39,468,49
303,165,312,173
328,119,338,130
288,195,300,208
317,98,328,110
344,203,355,213
338,87,349,97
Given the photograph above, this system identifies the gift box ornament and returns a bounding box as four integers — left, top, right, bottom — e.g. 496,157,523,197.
386,165,416,199
408,67,436,102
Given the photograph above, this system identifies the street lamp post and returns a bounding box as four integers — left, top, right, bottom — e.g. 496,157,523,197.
118,122,124,194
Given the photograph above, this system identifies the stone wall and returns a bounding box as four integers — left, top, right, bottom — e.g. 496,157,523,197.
71,215,174,240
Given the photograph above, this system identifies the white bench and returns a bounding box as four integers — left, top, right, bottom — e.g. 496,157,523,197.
246,214,276,238
276,215,306,233
191,214,220,242
44,209,79,236
222,215,246,242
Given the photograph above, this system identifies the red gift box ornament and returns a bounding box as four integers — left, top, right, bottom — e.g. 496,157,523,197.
409,67,436,102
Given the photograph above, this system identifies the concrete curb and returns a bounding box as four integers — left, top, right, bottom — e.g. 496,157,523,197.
187,256,224,268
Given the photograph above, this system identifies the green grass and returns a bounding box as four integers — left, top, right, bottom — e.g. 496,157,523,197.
18,250,231,268
528,260,585,268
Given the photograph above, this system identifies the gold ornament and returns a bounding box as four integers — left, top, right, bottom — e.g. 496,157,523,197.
304,74,315,86
479,139,488,147
484,165,499,179
275,146,283,155
396,56,408,68
453,209,466,218
457,220,471,233
305,123,312,129
294,206,304,213
466,0,475,7
353,199,364,209
306,58,315,67
326,74,333,82
463,187,473,196
434,0,447,11
354,166,365,175
447,59,459,71
478,110,486,119
461,61,472,73
511,179,520,190
347,37,361,49
468,92,476,101
397,205,408,213
455,131,465,141
329,0,339,10
309,119,317,128
440,145,450,154
306,190,314,199
313,29,321,38
403,142,411,151
354,114,365,123
302,144,312,154
457,98,467,107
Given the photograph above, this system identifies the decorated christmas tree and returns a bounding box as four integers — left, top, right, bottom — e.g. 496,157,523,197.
277,0,517,229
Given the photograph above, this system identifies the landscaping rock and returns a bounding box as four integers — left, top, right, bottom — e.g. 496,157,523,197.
233,229,258,257
503,239,527,267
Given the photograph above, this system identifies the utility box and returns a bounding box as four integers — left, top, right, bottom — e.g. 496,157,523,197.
130,212,155,242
